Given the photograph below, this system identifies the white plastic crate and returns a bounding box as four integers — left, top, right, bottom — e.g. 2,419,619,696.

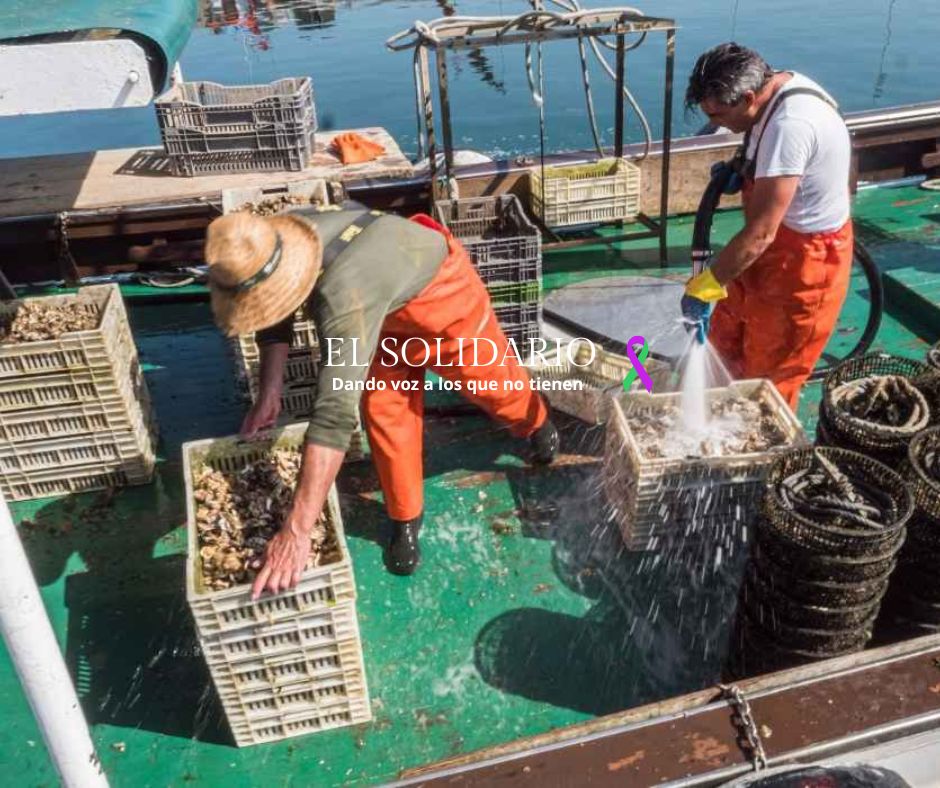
526,339,673,424
0,374,156,502
0,351,146,413
183,424,370,747
184,425,358,635
232,306,320,394
0,284,135,379
235,346,319,401
530,157,641,228
0,378,150,444
1,459,154,502
603,380,806,550
0,419,153,476
203,603,370,747
221,177,329,215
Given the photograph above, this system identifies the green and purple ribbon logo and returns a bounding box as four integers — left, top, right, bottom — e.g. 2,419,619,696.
622,335,653,393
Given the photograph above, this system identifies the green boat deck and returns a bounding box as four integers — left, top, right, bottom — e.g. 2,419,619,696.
2,183,939,786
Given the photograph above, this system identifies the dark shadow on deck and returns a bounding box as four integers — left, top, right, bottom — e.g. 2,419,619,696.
20,470,230,745
471,417,748,716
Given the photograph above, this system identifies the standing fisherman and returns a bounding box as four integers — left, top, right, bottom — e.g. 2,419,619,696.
681,43,853,410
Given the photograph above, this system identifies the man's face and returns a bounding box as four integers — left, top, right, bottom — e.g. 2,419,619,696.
699,92,758,133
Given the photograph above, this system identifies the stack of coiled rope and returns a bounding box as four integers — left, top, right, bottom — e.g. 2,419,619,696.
817,354,934,465
878,426,940,635
728,447,912,678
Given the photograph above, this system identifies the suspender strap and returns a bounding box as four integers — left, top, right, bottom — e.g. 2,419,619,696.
746,86,839,165
309,204,384,269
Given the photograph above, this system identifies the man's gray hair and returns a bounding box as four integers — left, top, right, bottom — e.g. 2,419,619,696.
685,43,774,109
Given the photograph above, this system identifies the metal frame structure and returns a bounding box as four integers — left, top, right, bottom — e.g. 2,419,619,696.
387,8,677,263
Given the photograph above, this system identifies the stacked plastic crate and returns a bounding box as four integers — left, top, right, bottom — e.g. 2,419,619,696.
433,195,542,351
222,179,364,460
183,426,370,747
155,78,317,177
0,285,157,502
603,381,806,550
530,157,641,228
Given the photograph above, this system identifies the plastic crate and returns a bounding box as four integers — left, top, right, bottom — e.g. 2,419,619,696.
0,398,145,444
161,126,314,177
184,425,358,634
530,157,641,228
233,305,320,391
156,79,315,130
155,78,316,177
0,353,146,414
526,339,673,424
502,322,542,357
1,458,153,502
213,617,370,746
433,196,542,286
183,424,370,746
221,178,329,215
244,351,319,402
0,419,153,476
603,380,807,550
203,603,370,747
493,300,541,354
0,284,135,380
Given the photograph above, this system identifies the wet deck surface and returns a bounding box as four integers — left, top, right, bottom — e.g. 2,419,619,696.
1,185,938,786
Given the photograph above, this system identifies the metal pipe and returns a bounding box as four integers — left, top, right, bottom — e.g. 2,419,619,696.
658,29,675,267
0,491,108,788
435,47,457,200
614,33,625,159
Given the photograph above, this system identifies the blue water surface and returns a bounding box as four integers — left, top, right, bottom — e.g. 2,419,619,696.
1,0,937,159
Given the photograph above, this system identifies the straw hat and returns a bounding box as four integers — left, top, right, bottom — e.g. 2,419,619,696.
204,212,322,337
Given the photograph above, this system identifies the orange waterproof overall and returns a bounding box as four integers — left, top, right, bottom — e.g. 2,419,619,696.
709,180,854,411
361,215,548,521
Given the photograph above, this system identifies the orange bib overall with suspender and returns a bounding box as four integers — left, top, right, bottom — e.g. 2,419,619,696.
709,87,854,412
362,214,548,522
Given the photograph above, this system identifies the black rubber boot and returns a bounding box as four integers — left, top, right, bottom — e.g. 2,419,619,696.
529,417,559,466
384,514,422,576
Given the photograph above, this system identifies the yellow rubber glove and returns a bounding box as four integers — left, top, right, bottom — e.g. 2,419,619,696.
684,268,728,302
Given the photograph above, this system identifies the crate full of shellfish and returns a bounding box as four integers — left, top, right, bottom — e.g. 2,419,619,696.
0,283,157,501
525,339,673,424
603,380,806,550
0,284,136,380
221,177,329,216
182,424,370,746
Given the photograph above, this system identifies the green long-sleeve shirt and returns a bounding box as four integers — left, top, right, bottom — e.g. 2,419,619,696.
257,207,448,451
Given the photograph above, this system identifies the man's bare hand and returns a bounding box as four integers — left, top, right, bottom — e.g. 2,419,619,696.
240,392,281,438
251,523,311,600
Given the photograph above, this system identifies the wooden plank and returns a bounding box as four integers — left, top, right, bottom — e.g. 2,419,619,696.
0,127,413,220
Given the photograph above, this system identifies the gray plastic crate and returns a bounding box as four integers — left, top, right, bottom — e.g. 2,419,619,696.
156,79,315,130
433,196,542,286
155,78,316,177
161,126,314,177
494,300,541,350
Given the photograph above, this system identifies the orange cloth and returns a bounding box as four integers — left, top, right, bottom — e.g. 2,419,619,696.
709,214,854,411
361,214,548,521
331,132,385,164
